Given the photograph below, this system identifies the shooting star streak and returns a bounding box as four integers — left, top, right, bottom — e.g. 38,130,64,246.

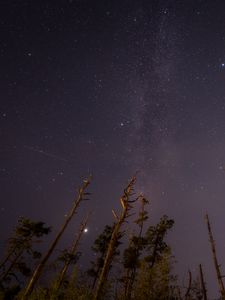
24,145,68,162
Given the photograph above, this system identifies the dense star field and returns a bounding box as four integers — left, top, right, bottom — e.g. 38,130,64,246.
1,1,225,298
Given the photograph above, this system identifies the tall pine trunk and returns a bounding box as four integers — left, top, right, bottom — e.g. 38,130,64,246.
94,176,136,300
57,213,90,288
22,178,91,299
205,214,225,300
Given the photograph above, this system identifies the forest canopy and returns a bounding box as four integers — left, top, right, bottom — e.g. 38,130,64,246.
0,176,222,300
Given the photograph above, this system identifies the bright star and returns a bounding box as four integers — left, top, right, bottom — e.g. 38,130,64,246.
221,63,225,67
84,228,88,233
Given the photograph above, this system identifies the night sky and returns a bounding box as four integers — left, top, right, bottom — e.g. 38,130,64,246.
1,1,225,297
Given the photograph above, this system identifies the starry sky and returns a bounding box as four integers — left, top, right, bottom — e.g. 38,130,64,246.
1,0,225,297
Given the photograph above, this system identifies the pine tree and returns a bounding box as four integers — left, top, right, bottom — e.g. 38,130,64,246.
0,217,50,282
144,215,174,268
0,217,50,298
88,224,121,290
134,248,177,300
131,215,175,300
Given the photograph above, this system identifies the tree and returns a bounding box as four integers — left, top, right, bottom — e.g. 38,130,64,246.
94,176,137,300
0,217,50,282
0,217,50,299
181,271,204,300
133,248,177,300
144,215,174,268
56,213,90,290
122,195,149,299
119,215,175,300
22,177,91,299
88,224,121,291
205,214,225,300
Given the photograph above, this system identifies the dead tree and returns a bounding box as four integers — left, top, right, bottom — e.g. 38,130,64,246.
205,214,225,300
125,195,149,299
57,212,90,288
199,264,207,300
22,177,91,299
94,176,137,300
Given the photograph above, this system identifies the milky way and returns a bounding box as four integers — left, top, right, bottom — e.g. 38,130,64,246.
1,1,225,297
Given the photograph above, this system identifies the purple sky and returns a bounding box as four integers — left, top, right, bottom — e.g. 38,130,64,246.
1,1,225,298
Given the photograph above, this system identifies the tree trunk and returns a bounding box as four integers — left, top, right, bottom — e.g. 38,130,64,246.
205,214,225,300
22,178,91,299
126,196,147,300
57,213,90,288
94,177,136,300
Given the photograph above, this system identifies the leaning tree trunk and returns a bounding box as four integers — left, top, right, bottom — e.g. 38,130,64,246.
205,214,225,300
94,176,136,300
57,213,90,289
22,178,91,299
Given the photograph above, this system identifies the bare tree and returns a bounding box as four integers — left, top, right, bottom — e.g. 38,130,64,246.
22,177,91,299
94,176,137,300
56,212,91,289
123,195,149,299
205,214,225,300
